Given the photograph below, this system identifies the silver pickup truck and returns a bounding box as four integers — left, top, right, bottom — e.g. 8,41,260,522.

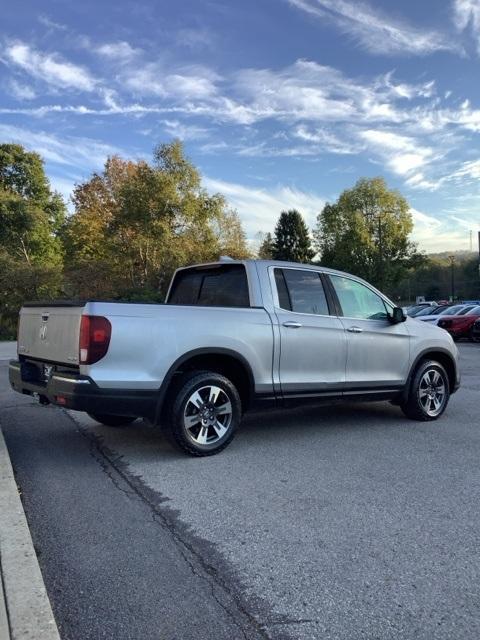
9,259,460,456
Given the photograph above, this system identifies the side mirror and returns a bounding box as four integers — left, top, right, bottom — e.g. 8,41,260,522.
389,306,406,324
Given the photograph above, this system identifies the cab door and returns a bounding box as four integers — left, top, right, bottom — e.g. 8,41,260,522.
327,274,410,390
271,267,347,397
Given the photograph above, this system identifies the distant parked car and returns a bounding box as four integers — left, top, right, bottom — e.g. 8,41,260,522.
406,303,436,317
438,306,480,341
416,304,468,324
413,305,452,318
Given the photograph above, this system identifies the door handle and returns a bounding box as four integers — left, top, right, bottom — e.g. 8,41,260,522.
282,321,303,328
347,326,363,333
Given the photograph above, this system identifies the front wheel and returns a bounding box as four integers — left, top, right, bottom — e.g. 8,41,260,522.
166,371,241,456
87,413,137,427
401,360,450,421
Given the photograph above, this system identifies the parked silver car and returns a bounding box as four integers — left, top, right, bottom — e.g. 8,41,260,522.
9,260,460,455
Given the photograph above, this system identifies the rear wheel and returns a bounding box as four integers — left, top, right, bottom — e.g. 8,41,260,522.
87,413,137,427
401,360,450,421
165,370,241,456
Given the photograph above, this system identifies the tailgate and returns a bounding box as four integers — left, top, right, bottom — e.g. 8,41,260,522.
18,303,85,365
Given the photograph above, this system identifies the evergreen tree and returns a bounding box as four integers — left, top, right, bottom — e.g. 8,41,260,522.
257,232,274,259
272,210,314,263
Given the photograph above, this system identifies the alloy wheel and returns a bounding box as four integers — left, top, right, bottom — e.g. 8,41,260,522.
183,385,233,445
418,369,447,417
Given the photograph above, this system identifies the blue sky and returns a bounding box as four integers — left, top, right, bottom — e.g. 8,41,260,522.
1,0,480,252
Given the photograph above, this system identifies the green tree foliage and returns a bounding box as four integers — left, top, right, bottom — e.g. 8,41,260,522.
257,232,274,259
314,177,423,292
63,141,250,299
0,144,65,266
272,210,314,263
0,144,66,337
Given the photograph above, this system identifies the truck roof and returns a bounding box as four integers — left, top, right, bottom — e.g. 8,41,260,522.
175,258,360,280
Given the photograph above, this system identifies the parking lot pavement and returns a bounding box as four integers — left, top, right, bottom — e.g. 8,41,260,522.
67,344,480,640
0,342,16,361
1,344,479,640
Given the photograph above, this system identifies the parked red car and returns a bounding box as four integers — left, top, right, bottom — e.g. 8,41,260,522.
438,305,480,341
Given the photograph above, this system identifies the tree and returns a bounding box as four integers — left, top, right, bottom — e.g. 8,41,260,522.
272,210,314,263
0,144,65,266
314,177,423,292
63,141,250,299
212,209,251,259
257,232,274,259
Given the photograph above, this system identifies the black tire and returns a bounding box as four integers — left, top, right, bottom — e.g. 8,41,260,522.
87,413,137,427
165,370,241,456
400,360,450,421
469,328,480,343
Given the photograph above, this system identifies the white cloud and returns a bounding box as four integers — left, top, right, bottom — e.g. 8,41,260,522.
161,119,209,140
411,206,479,251
451,158,480,180
288,0,457,55
0,124,122,170
38,16,68,32
3,41,96,92
294,125,361,154
454,0,480,54
123,62,220,99
96,41,141,61
7,79,36,100
204,177,324,238
359,129,434,176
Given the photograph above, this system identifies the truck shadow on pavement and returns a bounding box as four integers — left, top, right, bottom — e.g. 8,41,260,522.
67,398,435,463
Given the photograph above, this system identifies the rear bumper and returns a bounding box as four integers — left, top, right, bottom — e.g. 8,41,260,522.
8,360,157,419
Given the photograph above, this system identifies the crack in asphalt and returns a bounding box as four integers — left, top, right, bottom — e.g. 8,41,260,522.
65,411,282,640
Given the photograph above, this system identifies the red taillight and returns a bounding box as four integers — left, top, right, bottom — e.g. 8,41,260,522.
79,315,111,364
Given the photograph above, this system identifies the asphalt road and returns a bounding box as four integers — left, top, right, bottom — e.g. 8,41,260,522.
1,344,479,640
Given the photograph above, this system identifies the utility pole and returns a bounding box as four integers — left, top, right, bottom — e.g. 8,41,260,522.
448,255,456,302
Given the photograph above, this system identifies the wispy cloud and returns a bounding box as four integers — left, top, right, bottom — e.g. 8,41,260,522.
410,207,479,251
38,15,68,32
204,177,325,238
454,0,480,54
2,41,96,92
288,0,457,55
359,129,435,176
123,63,220,99
96,41,141,61
0,124,123,170
450,158,480,180
7,79,36,101
161,119,209,140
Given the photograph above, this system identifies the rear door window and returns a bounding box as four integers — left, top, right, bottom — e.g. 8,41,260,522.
168,265,250,307
275,268,330,315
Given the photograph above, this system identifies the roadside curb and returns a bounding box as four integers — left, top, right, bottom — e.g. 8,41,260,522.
0,429,60,640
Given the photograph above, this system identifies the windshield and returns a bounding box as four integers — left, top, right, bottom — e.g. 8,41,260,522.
457,305,475,315
416,305,449,317
440,305,463,315
467,306,480,315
